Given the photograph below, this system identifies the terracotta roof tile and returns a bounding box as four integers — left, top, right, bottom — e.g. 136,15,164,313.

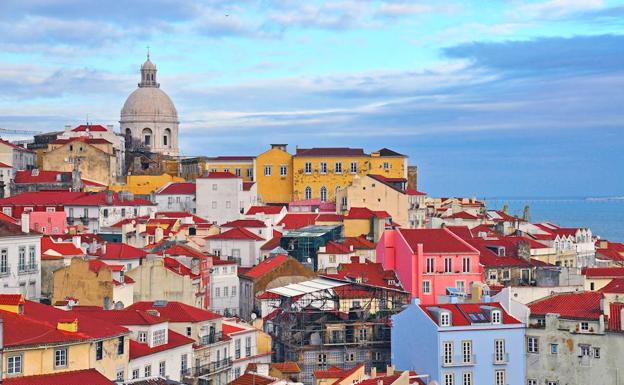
246,205,285,215
3,369,114,385
399,228,478,254
157,182,196,195
529,291,603,320
206,227,264,241
241,254,289,280
126,301,221,322
130,329,194,359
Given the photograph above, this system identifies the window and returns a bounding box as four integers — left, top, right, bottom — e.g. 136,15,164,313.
232,285,237,296
502,269,510,280
456,281,465,293
320,186,327,202
426,257,435,273
491,310,501,324
117,336,125,355
159,361,166,377
579,344,590,356
317,353,327,368
444,373,454,385
7,355,22,374
440,312,450,326
235,168,241,177
304,162,312,174
18,246,25,271
422,281,431,294
593,347,601,358
462,372,473,385
132,368,140,379
550,343,558,354
280,165,287,176
215,287,220,297
527,336,539,353
443,341,453,364
350,162,357,173
494,339,505,362
212,201,217,209
329,255,336,264
223,168,230,173
462,257,470,273
95,341,103,360
264,165,272,176
495,369,505,385
181,353,188,372
138,331,147,343
152,329,166,346
383,162,390,170
186,326,192,337
527,380,537,385
304,186,312,200
334,162,342,173
144,364,152,377
226,201,231,209
46,207,55,213
234,367,241,378
444,257,452,273
224,286,229,297
345,352,355,362
489,270,497,280
163,135,168,145
0,248,7,274
212,183,217,191
116,369,124,381
247,168,253,178
580,321,589,331
54,348,67,368
462,340,472,363
320,162,327,174
245,336,252,356
235,339,241,359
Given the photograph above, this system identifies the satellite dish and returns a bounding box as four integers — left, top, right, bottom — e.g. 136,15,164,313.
306,257,312,264
251,313,257,320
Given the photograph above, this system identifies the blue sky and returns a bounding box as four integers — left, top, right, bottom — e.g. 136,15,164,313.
0,0,623,197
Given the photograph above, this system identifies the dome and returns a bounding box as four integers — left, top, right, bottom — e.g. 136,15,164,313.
141,59,156,70
120,87,178,122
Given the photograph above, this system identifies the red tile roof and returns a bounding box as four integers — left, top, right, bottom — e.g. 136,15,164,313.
0,191,89,206
50,137,112,145
582,267,624,278
314,366,350,379
599,278,624,294
320,241,353,254
15,170,72,184
261,234,283,251
0,294,24,305
421,302,522,326
162,244,208,260
447,211,479,220
68,191,155,206
445,226,473,240
241,254,289,280
163,257,200,278
341,236,376,250
41,236,84,260
271,362,301,373
323,260,404,291
211,257,238,265
88,259,124,274
316,213,344,222
277,213,319,229
201,171,238,179
243,181,255,191
0,211,18,224
126,301,222,322
399,228,479,254
130,329,195,359
246,205,285,215
229,373,275,385
345,207,391,220
98,242,147,260
222,323,249,335
3,369,115,385
0,139,34,152
0,161,11,168
405,188,426,196
0,299,128,347
222,219,267,228
206,227,264,241
529,291,604,320
157,182,196,195
72,308,165,325
71,124,109,132
295,147,366,157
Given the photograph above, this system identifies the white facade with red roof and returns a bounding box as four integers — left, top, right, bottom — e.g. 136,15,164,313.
204,227,265,267
0,138,35,170
0,160,13,197
245,205,287,227
528,222,595,267
210,258,240,316
223,318,271,379
196,172,259,225
154,181,196,213
0,217,42,300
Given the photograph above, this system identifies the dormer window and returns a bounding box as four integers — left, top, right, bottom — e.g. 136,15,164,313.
152,329,166,346
440,312,450,327
580,322,589,332
491,310,501,324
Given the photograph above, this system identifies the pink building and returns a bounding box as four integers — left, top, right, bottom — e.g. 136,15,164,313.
28,210,68,235
377,228,482,304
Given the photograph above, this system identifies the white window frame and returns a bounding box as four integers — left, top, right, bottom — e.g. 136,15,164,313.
440,312,450,326
54,347,68,368
422,280,431,294
304,162,312,174
334,162,342,173
264,165,272,176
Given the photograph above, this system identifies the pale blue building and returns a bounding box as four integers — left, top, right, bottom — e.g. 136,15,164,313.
391,299,526,385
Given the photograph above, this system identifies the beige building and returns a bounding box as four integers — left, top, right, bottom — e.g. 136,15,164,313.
126,257,203,308
43,137,118,185
336,174,409,228
52,258,134,308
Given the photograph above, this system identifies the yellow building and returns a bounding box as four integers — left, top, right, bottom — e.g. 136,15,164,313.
110,173,184,195
0,294,129,381
256,145,408,204
256,144,294,204
42,137,117,185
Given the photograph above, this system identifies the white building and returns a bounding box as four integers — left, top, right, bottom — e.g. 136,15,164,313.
154,182,196,213
0,139,35,170
244,206,287,227
0,162,13,197
204,228,265,267
65,191,157,233
210,259,240,317
196,172,258,225
223,318,271,379
0,214,42,300
120,54,180,156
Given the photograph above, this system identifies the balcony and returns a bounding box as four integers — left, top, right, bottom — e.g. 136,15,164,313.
441,354,476,367
493,353,509,365
199,331,224,346
193,358,232,377
18,263,38,275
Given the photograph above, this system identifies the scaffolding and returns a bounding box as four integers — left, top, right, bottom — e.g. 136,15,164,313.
264,277,410,385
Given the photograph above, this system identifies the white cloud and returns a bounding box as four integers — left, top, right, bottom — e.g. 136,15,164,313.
518,0,605,19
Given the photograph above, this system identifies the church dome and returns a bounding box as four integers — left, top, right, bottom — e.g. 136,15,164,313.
121,87,178,122
141,58,156,70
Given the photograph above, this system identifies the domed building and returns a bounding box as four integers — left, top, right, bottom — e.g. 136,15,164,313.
120,54,179,156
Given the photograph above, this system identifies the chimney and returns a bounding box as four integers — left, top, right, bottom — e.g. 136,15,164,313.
21,213,30,233
72,235,81,249
523,205,530,221
386,366,394,376
89,238,97,254
371,367,377,378
407,166,417,190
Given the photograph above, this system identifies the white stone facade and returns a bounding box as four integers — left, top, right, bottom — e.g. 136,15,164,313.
196,175,258,225
0,223,42,300
210,262,240,316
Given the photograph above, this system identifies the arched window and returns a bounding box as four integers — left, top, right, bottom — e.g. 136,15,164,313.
142,128,153,146
163,128,171,147
304,186,312,200
320,186,327,202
